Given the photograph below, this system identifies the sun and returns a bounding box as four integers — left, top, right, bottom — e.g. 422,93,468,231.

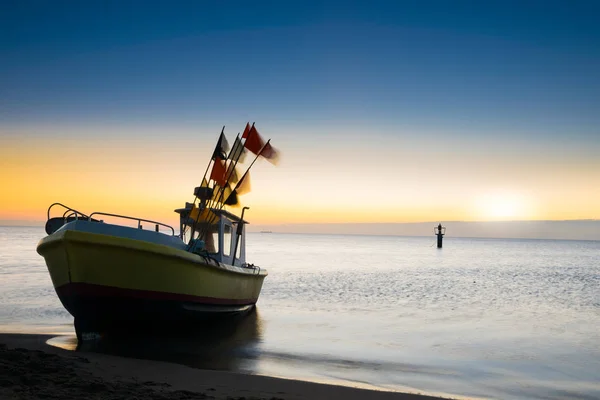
474,191,532,221
485,197,520,219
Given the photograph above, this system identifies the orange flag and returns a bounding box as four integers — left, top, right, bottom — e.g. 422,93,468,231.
210,157,227,186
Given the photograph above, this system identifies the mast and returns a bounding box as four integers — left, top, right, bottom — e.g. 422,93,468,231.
184,126,225,243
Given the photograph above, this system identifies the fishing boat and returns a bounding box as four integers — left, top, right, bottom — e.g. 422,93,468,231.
36,123,278,340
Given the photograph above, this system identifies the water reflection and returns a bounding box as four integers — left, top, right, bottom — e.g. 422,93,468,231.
49,308,263,372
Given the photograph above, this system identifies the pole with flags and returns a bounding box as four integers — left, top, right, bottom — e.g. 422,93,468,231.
193,137,270,247
192,134,264,248
186,122,279,250
185,126,228,242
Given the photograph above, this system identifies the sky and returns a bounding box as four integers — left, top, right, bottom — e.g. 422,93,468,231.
1,0,599,229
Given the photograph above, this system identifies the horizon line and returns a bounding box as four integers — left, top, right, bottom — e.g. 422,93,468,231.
251,218,600,225
2,224,598,243
2,218,599,227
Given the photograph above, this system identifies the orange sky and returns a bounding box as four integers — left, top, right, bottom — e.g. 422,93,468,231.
1,123,599,228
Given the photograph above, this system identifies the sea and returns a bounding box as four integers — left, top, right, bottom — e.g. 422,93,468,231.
1,226,599,400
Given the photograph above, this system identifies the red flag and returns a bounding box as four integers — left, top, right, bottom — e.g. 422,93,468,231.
244,125,265,155
241,122,251,139
210,157,227,186
244,125,280,164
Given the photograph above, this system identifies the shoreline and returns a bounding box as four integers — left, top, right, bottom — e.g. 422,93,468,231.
0,333,456,400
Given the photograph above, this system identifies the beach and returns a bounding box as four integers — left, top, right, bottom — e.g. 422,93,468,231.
1,333,446,400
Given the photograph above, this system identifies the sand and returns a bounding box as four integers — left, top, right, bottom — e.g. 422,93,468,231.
0,333,451,400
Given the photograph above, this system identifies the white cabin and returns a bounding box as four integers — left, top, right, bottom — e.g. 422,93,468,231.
175,206,248,267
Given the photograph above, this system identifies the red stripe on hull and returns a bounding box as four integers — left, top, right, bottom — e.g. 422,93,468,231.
56,283,257,306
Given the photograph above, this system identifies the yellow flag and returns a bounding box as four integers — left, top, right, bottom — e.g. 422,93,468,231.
226,161,239,185
212,183,233,204
236,172,251,195
188,206,216,223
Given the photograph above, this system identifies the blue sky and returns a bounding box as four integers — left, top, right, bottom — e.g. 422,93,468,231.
2,0,599,141
2,1,600,226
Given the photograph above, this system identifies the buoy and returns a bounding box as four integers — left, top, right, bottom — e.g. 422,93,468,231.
434,223,446,248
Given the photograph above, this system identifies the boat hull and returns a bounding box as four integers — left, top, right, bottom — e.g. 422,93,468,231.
59,282,257,334
36,228,267,335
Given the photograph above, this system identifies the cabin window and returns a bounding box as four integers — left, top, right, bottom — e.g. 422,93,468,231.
235,234,242,259
197,223,219,254
233,223,242,260
223,224,232,256
210,229,219,254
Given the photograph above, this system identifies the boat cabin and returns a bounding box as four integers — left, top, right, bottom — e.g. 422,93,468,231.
174,203,248,267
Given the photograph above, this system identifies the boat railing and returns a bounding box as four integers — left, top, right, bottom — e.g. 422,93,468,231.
47,203,175,236
241,263,262,275
88,212,175,235
47,202,90,221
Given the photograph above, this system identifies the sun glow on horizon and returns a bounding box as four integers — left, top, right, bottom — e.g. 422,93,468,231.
1,124,599,226
473,191,535,221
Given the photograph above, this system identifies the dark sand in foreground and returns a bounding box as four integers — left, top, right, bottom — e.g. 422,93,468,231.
0,333,453,400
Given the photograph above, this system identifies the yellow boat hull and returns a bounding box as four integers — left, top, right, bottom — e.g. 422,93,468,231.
36,229,267,334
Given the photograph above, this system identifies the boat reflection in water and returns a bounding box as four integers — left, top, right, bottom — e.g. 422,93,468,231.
51,308,263,372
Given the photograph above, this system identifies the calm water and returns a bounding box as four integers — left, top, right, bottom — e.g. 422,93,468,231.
1,226,599,400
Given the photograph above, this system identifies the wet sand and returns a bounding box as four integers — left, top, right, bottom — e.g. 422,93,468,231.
0,333,452,400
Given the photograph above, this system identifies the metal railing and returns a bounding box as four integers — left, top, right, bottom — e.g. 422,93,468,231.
88,212,175,235
46,203,175,236
47,203,90,221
